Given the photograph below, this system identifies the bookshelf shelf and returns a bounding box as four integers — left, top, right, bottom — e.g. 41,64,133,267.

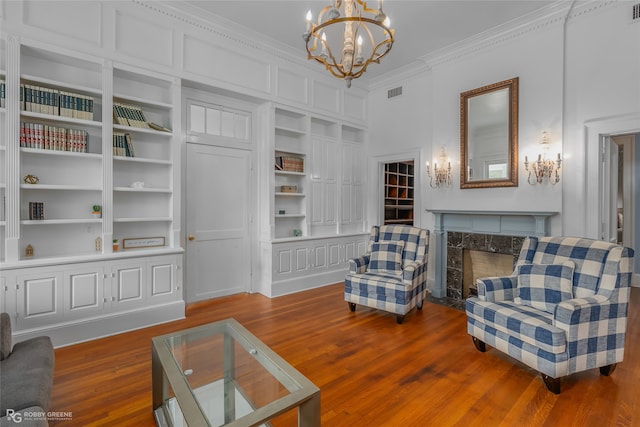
275,126,307,137
275,192,305,197
113,156,171,165
275,214,306,219
114,187,172,193
21,219,102,225
21,184,101,191
113,217,172,223
275,170,305,177
20,147,102,159
113,124,172,137
20,111,102,127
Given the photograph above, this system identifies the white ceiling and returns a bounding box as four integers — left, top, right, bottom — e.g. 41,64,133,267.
178,1,557,80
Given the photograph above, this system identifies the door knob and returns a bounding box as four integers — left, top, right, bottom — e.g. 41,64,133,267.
188,235,195,241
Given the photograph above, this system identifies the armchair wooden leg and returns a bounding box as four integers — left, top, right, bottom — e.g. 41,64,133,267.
600,364,617,376
541,374,561,394
396,315,405,324
417,299,423,310
348,302,356,312
471,337,486,353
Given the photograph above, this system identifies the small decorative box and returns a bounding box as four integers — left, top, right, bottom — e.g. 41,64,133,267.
280,185,298,193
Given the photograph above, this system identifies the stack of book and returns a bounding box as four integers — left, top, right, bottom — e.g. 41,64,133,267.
112,132,135,157
20,83,94,120
113,103,150,128
275,155,304,172
28,202,45,220
20,122,88,153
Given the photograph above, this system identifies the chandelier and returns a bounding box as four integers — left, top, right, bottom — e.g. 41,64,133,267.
303,0,395,88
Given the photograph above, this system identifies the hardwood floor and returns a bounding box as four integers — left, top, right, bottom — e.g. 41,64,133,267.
50,284,640,426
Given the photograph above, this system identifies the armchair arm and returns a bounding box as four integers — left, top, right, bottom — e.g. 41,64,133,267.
402,260,428,285
554,296,627,360
349,255,370,274
476,276,517,302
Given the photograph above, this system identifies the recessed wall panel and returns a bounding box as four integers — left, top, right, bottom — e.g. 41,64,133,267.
277,68,308,104
183,35,270,93
115,10,172,66
23,1,101,46
312,81,340,114
344,91,367,122
117,267,143,301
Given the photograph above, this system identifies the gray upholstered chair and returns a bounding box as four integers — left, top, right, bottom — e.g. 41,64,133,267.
466,236,635,393
345,225,429,324
1,313,54,426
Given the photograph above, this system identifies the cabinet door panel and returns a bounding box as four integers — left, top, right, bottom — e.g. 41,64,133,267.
151,264,173,296
111,263,146,311
275,248,293,275
295,247,309,272
65,267,105,319
329,243,341,266
16,271,64,329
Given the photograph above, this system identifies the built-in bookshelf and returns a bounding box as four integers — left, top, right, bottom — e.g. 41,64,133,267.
384,161,414,225
18,45,103,259
111,66,175,248
1,42,179,262
273,107,308,239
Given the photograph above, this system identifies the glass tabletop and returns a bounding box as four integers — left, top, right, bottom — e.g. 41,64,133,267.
152,318,320,427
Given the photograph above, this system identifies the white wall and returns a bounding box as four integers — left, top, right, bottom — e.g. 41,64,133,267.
368,1,640,238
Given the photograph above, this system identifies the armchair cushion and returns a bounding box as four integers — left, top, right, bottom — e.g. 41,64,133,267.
515,261,574,314
367,241,404,276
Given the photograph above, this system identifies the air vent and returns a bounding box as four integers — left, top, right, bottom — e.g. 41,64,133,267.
387,86,403,99
634,3,640,21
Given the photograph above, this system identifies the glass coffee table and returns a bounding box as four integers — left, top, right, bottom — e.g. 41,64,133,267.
152,318,320,427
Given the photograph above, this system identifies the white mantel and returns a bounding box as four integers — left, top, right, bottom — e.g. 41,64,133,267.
427,210,557,298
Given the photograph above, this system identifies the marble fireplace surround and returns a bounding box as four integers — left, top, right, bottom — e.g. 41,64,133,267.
428,210,557,300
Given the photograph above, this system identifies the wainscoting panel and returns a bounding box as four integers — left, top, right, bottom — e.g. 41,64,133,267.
183,35,271,94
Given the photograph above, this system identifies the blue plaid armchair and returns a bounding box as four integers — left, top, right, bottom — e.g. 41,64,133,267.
466,236,635,393
345,225,429,324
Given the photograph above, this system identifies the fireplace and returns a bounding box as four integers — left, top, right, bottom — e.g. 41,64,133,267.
428,210,556,307
446,232,524,300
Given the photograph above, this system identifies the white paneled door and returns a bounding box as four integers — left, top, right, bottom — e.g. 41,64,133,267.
186,143,251,302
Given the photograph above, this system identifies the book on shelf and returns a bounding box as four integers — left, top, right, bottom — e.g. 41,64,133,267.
28,202,45,220
19,83,94,120
275,155,304,172
0,77,5,108
20,122,88,153
113,132,135,157
112,102,150,128
148,122,172,132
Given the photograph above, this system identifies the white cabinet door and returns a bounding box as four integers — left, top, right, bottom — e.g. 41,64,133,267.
16,269,64,330
64,264,106,320
148,255,182,304
108,260,147,312
273,243,310,280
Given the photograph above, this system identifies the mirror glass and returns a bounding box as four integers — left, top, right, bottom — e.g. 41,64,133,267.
460,78,518,188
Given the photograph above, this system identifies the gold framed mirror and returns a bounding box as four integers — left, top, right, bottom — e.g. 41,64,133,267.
460,77,518,189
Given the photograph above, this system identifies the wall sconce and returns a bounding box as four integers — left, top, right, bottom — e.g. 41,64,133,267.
524,131,562,185
426,147,452,188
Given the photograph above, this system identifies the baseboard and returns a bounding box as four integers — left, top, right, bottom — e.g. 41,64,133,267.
633,273,640,287
13,301,185,348
268,270,346,298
